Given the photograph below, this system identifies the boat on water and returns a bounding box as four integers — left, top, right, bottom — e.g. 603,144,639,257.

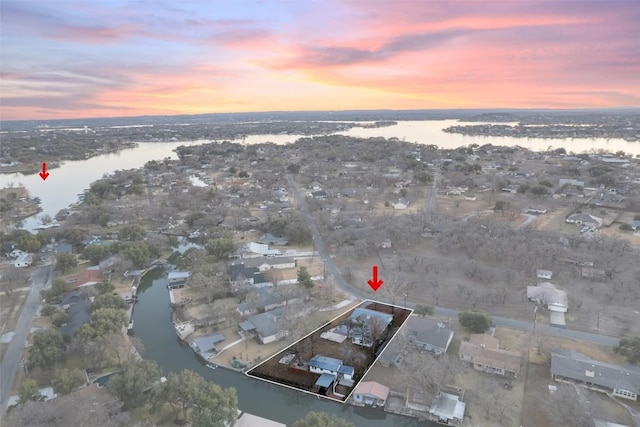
206,363,217,370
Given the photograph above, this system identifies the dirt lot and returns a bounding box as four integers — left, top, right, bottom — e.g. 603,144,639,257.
435,195,493,219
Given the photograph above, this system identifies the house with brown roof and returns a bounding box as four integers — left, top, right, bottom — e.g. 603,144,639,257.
459,334,522,377
352,381,389,407
66,268,104,288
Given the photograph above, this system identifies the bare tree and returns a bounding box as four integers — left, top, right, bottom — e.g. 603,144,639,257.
541,384,593,427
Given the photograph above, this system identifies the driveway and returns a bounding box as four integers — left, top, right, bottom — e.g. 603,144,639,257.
0,265,53,411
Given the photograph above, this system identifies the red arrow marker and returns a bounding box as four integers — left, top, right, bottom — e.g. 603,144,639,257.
39,162,49,181
367,265,383,291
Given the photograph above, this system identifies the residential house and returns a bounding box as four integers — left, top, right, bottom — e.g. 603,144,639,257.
240,242,282,258
58,291,92,337
236,287,301,315
565,213,603,228
256,233,288,246
14,253,33,268
628,221,640,231
8,248,25,259
167,271,190,289
536,269,553,280
598,192,625,204
582,266,611,280
348,308,393,348
429,390,466,426
405,315,454,355
308,355,354,381
551,349,640,401
352,381,390,407
228,261,266,287
239,307,289,344
527,282,568,313
189,333,225,356
310,190,328,200
458,334,522,377
66,268,104,288
243,257,296,272
559,178,585,187
526,208,547,215
392,199,410,210
376,238,392,249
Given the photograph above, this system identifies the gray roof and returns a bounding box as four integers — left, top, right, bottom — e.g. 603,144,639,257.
54,242,73,254
551,349,640,395
257,234,288,245
338,365,355,376
309,355,343,372
239,320,256,332
168,271,190,280
349,308,393,327
567,213,602,225
314,373,336,388
244,257,295,269
246,307,286,339
406,316,454,350
238,288,289,313
59,291,91,336
191,333,225,352
229,266,263,283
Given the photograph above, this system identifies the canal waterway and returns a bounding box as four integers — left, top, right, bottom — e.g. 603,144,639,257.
131,266,424,426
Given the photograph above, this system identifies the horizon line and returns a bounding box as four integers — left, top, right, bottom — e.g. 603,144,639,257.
2,106,640,124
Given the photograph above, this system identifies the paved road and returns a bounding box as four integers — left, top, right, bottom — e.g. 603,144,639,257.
0,265,52,411
287,175,620,349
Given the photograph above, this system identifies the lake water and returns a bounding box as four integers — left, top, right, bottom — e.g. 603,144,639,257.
3,119,636,424
2,120,638,232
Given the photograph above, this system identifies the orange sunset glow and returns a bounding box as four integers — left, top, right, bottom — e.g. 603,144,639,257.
1,1,639,120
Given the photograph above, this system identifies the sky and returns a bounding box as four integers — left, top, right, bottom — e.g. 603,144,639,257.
1,0,639,120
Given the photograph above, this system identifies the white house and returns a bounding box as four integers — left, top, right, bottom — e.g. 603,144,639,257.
244,257,296,272
168,271,190,287
14,253,33,268
308,355,354,381
9,249,25,258
392,199,410,210
565,213,602,228
536,269,553,280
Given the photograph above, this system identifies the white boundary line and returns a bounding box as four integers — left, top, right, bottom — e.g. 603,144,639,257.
245,299,414,404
